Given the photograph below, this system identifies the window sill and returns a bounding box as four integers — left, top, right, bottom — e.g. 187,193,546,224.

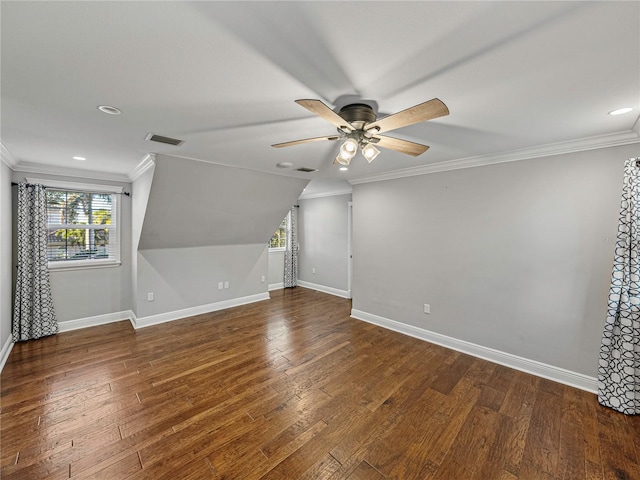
48,260,121,272
269,248,285,254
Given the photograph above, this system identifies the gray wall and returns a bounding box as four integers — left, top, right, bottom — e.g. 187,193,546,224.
11,171,133,323
298,194,351,293
131,162,155,314
1,162,12,349
139,154,308,250
134,155,307,318
136,244,268,318
352,144,639,377
268,249,284,288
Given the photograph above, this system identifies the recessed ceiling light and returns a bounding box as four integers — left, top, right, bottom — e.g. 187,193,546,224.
339,167,348,171
276,162,293,168
609,107,633,116
97,105,122,115
72,156,86,161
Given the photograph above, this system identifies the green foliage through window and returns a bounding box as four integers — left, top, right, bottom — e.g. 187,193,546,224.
269,217,287,249
46,189,117,262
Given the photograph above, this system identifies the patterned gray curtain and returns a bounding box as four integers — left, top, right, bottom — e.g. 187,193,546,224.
283,207,298,288
598,157,640,414
13,183,58,341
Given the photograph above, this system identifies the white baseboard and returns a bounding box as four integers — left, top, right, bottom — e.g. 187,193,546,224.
132,293,270,329
268,282,284,291
1,314,129,374
58,310,134,332
49,293,270,334
1,293,270,373
0,335,14,373
297,280,351,299
350,309,597,393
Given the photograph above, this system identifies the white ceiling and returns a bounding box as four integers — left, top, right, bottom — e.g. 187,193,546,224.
2,1,639,188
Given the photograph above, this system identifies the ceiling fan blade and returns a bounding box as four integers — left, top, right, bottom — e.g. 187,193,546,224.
366,98,449,134
372,135,429,156
272,135,340,148
295,99,355,132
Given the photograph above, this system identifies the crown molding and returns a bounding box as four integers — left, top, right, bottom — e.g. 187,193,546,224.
298,187,353,200
12,162,131,183
0,141,18,169
129,153,156,181
154,152,316,181
350,129,640,186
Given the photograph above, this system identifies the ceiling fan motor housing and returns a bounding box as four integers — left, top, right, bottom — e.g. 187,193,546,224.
338,104,377,131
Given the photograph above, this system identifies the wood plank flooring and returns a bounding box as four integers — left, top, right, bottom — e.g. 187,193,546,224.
1,287,639,479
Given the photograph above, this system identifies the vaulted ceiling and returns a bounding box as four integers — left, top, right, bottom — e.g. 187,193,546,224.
2,1,639,188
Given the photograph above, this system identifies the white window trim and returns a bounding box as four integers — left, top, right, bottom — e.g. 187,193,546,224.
48,258,121,271
40,180,123,270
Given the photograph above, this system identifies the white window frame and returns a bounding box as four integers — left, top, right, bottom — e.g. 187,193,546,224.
29,178,123,270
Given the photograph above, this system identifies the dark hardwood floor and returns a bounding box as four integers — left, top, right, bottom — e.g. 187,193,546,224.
1,287,639,479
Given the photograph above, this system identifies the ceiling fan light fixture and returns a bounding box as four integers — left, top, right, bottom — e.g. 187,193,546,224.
362,143,380,163
335,154,351,166
340,137,358,155
338,147,354,161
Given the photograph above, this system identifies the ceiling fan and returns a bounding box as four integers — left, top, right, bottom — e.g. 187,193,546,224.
272,98,449,165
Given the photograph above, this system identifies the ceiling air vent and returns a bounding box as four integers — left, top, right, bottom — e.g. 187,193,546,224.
145,133,185,146
296,167,317,173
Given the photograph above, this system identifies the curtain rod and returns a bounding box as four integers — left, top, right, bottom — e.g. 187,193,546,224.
11,182,130,196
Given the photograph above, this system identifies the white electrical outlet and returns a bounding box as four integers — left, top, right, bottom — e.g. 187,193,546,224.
312,267,316,274
224,281,229,289
218,282,223,290
147,292,154,302
423,304,430,314
261,275,265,283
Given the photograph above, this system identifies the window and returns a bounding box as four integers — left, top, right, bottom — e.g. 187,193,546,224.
269,216,287,250
45,188,120,267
